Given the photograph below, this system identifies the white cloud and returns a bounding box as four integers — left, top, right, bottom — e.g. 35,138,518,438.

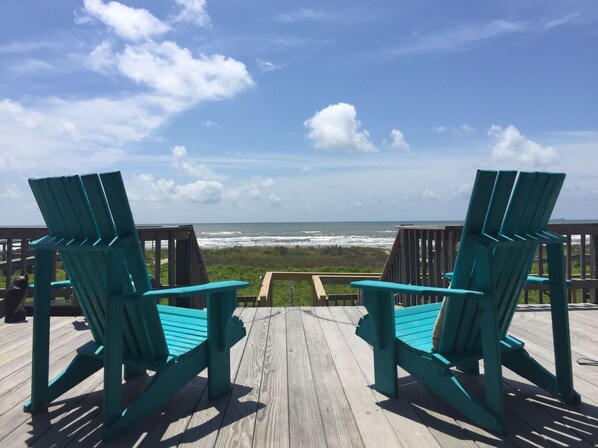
268,193,281,207
489,124,559,166
128,151,277,208
10,58,57,75
460,123,475,133
174,180,224,203
116,41,253,101
395,20,526,56
390,129,410,151
432,124,475,134
304,103,377,153
172,0,211,28
257,59,282,73
274,8,329,23
171,145,221,179
87,41,116,73
421,189,442,200
130,174,223,203
393,15,587,58
82,0,170,41
544,13,580,31
0,184,21,199
259,177,275,188
0,40,57,54
0,2,253,177
0,95,167,173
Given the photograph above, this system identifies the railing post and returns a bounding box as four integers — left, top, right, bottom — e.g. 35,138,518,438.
591,234,597,304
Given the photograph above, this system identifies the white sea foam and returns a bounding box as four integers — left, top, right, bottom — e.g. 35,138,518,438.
194,222,398,249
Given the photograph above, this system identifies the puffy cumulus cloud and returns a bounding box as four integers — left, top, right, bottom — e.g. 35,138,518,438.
117,42,253,100
171,145,221,180
390,129,410,151
174,180,224,203
172,0,211,28
83,2,253,103
304,103,377,153
128,152,277,207
82,0,170,41
130,174,223,203
489,124,559,166
236,176,275,201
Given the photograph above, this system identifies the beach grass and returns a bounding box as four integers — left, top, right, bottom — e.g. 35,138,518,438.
201,246,389,307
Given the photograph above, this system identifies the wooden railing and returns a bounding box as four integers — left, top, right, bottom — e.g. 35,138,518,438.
0,225,209,316
137,225,209,308
257,271,380,307
382,222,598,307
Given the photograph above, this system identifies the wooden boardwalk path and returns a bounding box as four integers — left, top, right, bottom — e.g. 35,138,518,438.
1,305,597,447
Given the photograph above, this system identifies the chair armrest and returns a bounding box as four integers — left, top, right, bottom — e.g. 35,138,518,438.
526,275,572,287
351,280,485,300
140,280,249,300
28,280,72,290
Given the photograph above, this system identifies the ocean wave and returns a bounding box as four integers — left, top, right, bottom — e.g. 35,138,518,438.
193,222,399,249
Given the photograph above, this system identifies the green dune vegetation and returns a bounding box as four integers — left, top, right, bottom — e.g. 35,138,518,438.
201,246,389,307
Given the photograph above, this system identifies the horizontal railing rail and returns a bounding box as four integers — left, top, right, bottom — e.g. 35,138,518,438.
0,225,209,316
382,222,598,306
257,271,381,306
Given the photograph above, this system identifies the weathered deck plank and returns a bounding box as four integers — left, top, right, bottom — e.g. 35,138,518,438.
0,305,597,447
179,306,258,448
252,307,289,448
286,307,328,447
301,307,363,448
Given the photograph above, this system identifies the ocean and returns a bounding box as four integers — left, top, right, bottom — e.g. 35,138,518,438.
187,219,588,249
193,221,453,249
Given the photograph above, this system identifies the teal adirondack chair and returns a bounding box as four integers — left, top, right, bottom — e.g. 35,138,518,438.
352,170,581,433
24,172,248,440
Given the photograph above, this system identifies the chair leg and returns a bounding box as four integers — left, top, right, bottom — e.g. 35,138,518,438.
405,347,504,433
206,290,237,400
372,344,399,398
24,355,103,411
124,364,146,380
102,348,205,440
478,295,505,430
546,243,582,404
359,289,399,398
208,348,232,400
502,348,580,403
457,360,480,375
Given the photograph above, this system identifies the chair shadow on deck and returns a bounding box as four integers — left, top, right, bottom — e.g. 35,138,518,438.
376,373,598,447
26,376,264,447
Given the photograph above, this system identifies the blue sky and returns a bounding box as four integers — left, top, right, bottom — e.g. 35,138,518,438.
1,0,597,224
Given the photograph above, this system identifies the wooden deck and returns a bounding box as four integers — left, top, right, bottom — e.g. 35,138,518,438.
1,305,597,447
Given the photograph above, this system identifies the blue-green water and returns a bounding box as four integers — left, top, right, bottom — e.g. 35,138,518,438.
193,221,461,248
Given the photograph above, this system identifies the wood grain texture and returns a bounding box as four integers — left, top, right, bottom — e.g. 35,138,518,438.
2,304,597,447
